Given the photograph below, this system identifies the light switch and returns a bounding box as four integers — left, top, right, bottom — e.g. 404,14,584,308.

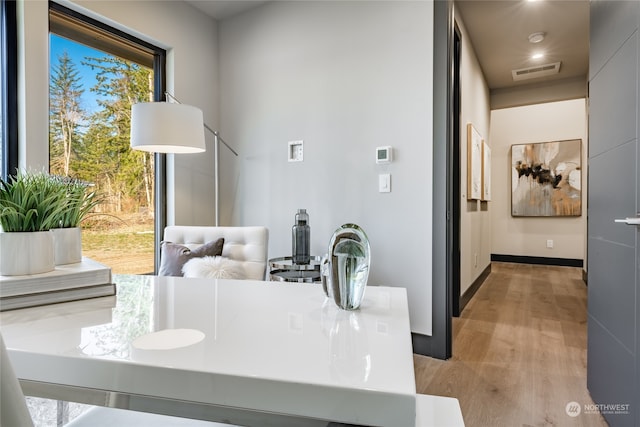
379,173,391,193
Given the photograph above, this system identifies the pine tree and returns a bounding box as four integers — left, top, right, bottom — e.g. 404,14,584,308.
49,51,85,176
81,56,154,214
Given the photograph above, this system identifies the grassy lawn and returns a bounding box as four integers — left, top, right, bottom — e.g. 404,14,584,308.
81,214,155,274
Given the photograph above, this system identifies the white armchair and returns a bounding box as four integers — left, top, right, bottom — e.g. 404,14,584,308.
162,226,269,280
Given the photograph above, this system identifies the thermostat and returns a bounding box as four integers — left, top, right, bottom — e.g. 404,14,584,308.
376,146,393,164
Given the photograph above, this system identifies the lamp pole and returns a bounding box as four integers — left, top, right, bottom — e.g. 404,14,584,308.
215,133,220,227
164,93,239,226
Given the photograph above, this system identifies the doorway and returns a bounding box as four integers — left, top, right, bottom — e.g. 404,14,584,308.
451,23,462,317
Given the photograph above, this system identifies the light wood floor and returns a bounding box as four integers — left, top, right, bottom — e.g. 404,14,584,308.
414,262,609,427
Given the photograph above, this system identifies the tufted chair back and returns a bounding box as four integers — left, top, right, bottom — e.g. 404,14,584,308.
162,226,269,280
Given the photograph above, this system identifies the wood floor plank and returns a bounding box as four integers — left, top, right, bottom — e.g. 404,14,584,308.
414,262,608,427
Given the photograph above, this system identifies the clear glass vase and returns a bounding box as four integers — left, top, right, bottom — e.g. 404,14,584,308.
321,224,370,310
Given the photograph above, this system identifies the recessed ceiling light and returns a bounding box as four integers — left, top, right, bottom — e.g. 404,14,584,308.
528,32,546,44
532,53,544,60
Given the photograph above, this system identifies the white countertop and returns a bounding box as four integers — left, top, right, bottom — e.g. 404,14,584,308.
1,275,417,427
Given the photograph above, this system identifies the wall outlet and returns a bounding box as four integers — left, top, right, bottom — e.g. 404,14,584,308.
288,140,303,162
546,239,554,249
474,253,478,267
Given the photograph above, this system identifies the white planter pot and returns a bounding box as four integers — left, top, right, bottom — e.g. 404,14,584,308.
52,227,82,265
0,231,55,276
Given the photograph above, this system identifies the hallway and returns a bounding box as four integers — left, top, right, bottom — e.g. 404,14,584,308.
414,262,608,427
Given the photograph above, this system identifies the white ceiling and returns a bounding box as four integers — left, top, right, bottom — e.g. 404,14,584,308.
184,0,267,20
455,0,590,90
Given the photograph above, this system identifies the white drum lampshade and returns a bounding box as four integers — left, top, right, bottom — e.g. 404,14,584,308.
130,102,206,153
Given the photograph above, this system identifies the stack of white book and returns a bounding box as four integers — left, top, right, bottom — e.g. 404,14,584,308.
0,257,115,311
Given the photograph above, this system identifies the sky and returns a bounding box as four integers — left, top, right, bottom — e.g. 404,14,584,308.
50,34,109,114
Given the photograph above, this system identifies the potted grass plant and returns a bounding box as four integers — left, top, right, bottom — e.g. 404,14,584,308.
0,171,68,275
50,177,103,265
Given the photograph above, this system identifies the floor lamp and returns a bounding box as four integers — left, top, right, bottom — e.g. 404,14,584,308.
130,95,238,226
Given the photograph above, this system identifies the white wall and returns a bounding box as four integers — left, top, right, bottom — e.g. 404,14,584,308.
456,15,492,295
490,99,587,260
19,0,219,226
219,1,435,335
18,1,49,169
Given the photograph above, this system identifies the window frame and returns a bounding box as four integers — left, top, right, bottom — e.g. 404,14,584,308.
1,0,18,181
49,1,167,273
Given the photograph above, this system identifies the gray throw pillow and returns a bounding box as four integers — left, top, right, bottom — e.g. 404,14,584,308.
158,238,225,277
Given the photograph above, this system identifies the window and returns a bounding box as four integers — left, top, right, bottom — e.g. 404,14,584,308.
25,3,167,424
49,2,166,275
1,0,18,180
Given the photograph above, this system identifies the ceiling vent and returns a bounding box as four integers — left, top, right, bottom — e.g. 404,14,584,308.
511,62,561,81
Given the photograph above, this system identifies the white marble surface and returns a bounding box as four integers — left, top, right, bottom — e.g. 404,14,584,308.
1,275,418,427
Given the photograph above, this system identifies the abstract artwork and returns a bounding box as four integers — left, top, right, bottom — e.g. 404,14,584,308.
482,141,491,201
467,123,482,200
511,139,582,217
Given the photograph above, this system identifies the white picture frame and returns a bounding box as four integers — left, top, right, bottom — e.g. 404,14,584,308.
467,123,482,200
481,141,491,201
511,139,582,216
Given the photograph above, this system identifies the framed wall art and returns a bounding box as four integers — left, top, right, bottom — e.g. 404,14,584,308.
467,123,482,200
511,139,582,217
481,141,491,201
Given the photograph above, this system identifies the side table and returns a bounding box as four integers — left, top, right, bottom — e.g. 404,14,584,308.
268,256,322,283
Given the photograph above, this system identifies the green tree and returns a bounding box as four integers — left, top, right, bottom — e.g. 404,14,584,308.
81,56,154,214
49,51,85,176
73,119,117,211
